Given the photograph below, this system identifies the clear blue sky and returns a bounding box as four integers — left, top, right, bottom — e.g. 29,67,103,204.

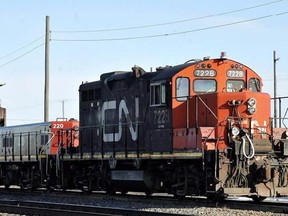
1,0,288,125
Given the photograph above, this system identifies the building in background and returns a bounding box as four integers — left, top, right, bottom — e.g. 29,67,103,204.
0,107,6,126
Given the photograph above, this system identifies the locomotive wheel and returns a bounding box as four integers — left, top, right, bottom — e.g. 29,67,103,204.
145,190,152,197
206,193,226,202
61,186,67,192
173,193,185,200
251,195,266,202
19,182,26,190
121,190,128,195
46,177,56,191
106,186,116,195
46,184,54,191
4,174,11,189
81,185,92,194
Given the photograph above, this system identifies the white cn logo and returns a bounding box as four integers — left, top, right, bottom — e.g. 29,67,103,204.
102,98,139,142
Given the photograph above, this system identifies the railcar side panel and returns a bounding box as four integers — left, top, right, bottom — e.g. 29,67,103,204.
0,123,51,161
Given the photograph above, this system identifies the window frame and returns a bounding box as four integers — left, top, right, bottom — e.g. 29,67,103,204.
193,79,217,94
226,79,245,92
249,78,261,92
150,82,166,107
176,77,190,101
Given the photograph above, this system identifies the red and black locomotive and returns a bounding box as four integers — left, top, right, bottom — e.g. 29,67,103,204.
1,53,288,201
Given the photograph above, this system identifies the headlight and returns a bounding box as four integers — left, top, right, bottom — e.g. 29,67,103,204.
247,98,257,114
247,98,256,106
231,126,240,136
248,107,256,114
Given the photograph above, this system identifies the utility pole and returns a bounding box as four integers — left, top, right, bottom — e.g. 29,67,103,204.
44,16,50,122
62,99,65,119
273,50,279,128
0,82,6,106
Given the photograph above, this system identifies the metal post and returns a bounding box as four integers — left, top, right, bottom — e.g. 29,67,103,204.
273,51,279,128
62,99,65,119
279,98,282,127
44,16,50,122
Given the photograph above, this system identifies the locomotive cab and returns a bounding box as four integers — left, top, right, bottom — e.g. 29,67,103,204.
149,55,285,200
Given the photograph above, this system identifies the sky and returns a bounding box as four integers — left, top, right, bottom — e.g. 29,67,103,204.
0,0,288,126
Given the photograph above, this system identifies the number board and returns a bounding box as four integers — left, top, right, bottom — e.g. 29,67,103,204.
226,70,245,78
52,123,64,129
194,69,216,77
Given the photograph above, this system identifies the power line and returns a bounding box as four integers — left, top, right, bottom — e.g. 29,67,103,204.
52,12,288,42
8,99,77,112
0,43,45,68
7,118,43,122
263,74,288,78
0,35,44,60
53,0,283,33
264,77,288,81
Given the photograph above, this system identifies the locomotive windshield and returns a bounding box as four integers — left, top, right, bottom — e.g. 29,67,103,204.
226,80,245,92
249,78,261,92
193,79,216,93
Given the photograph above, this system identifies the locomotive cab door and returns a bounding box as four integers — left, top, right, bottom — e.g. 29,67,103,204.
172,76,202,150
147,81,172,152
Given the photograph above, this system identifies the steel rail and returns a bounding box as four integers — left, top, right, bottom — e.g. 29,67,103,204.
0,199,188,216
0,188,287,215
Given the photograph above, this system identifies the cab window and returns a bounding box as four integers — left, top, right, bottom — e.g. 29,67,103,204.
176,77,189,101
150,83,166,106
193,79,216,93
249,78,261,92
226,80,245,92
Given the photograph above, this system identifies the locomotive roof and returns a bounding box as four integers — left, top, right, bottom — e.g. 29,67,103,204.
79,58,261,90
80,70,160,92
0,122,51,130
104,70,159,81
151,62,195,82
107,71,133,82
79,80,101,91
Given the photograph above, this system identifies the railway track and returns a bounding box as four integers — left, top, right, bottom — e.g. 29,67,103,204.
0,199,186,216
0,188,287,215
219,197,288,214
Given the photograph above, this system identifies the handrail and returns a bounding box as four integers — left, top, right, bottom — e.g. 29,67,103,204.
271,96,288,128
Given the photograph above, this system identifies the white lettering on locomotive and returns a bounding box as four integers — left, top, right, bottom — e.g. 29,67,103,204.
102,98,139,142
52,123,64,129
251,120,267,138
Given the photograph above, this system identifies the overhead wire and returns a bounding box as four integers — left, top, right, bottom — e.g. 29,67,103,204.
264,77,288,81
52,12,288,42
0,35,45,60
0,43,45,68
7,118,43,122
52,0,284,33
8,99,77,112
7,99,77,122
0,1,285,68
1,1,286,122
263,73,288,81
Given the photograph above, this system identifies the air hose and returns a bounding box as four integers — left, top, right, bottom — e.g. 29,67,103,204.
242,133,255,159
